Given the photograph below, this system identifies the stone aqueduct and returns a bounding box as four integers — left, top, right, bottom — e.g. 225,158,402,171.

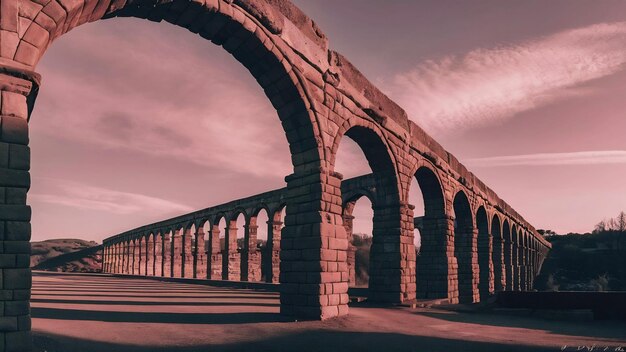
102,173,550,303
0,0,551,350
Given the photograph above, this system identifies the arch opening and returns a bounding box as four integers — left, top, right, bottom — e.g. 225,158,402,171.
334,125,404,302
453,191,477,304
491,215,504,292
15,0,332,322
342,195,374,288
476,207,491,300
411,166,447,299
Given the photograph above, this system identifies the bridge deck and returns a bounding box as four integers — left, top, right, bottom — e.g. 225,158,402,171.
31,272,626,352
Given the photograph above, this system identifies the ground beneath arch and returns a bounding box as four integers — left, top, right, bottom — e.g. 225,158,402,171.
32,272,626,352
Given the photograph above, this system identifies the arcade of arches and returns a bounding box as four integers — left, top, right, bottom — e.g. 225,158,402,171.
0,0,550,350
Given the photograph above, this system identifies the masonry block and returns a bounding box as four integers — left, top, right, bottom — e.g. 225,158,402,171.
5,330,31,352
3,269,30,289
0,117,28,145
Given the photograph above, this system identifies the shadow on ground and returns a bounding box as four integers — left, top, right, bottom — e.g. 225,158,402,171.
418,311,626,340
32,307,286,324
31,298,279,307
34,330,551,352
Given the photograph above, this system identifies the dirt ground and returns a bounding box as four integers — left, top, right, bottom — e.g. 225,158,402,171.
32,272,626,352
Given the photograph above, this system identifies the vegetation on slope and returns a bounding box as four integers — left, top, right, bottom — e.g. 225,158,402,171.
536,211,626,291
31,239,102,273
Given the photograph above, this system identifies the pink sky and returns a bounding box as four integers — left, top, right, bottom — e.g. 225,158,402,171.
28,0,626,242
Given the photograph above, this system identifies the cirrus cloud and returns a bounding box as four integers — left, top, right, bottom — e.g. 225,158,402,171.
29,178,194,215
466,150,626,167
385,22,626,136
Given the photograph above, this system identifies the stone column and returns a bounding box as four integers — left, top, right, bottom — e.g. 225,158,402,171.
402,203,418,302
146,235,154,276
242,220,261,282
127,240,132,274
341,213,356,287
129,240,134,275
527,246,532,290
134,238,141,275
172,229,183,278
102,244,107,273
456,225,480,303
183,228,194,278
195,229,206,279
118,243,123,274
122,240,128,274
267,219,282,284
488,233,495,296
417,215,457,301
512,239,520,291
520,243,527,290
0,63,37,352
280,170,349,319
162,233,172,277
119,243,124,274
109,245,113,273
478,230,494,299
103,245,108,272
120,241,125,274
223,223,240,281
154,234,162,276
138,238,143,275
530,243,539,290
111,244,116,273
208,226,222,279
106,245,111,273
109,244,114,273
492,233,505,292
504,236,513,291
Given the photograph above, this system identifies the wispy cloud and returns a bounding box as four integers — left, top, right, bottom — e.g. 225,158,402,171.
29,179,193,215
466,150,626,167
385,22,626,135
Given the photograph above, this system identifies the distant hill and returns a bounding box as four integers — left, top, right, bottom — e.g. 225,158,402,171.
31,239,102,273
536,231,625,291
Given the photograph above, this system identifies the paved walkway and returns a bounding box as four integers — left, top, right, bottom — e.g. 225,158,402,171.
32,272,626,352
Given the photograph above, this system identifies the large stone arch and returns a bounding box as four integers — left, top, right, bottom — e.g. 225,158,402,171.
1,2,355,342
14,0,322,160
